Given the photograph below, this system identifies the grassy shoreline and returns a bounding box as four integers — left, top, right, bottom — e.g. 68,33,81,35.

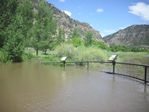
24,45,149,65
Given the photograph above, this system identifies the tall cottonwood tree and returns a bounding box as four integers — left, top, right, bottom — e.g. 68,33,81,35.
1,0,33,62
0,0,57,61
0,0,18,48
31,0,57,55
70,29,84,47
56,28,65,44
84,31,93,46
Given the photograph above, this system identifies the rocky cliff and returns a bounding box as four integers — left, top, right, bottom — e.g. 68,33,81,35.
48,3,102,40
104,25,149,47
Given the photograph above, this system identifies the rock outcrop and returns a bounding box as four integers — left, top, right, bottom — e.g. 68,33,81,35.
104,25,149,47
48,3,102,40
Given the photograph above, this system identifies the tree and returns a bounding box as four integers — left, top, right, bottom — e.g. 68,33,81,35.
84,31,93,46
31,0,57,55
71,37,84,47
69,29,84,47
1,0,33,62
56,28,65,44
92,40,109,50
0,0,18,48
71,28,81,39
38,41,49,55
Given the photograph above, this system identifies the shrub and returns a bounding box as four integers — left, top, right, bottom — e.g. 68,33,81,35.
71,37,84,47
55,44,108,62
0,50,9,63
22,52,34,61
92,40,109,50
75,46,108,61
55,43,76,60
110,44,149,52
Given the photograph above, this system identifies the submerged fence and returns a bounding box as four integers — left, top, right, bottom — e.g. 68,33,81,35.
43,60,149,84
113,62,149,84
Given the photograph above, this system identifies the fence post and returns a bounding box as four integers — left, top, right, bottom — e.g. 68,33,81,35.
112,61,116,74
62,61,66,68
144,66,147,84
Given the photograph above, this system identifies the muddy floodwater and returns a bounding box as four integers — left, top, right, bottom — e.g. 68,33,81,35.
0,62,149,112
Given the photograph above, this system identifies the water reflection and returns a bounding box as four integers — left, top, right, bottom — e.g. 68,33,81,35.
0,63,149,112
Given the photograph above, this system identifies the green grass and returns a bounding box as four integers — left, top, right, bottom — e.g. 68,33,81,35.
115,52,149,64
23,45,149,65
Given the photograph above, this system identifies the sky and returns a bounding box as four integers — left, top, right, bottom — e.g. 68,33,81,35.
47,0,149,36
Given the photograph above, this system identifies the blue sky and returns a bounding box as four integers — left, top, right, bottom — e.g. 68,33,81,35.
47,0,149,36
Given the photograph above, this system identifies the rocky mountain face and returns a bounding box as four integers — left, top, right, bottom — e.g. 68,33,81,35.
48,3,102,40
104,25,149,47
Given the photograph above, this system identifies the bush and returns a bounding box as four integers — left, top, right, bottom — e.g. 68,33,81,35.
75,46,108,61
55,44,108,62
22,52,34,61
110,44,149,52
55,43,76,60
92,40,109,50
71,37,84,47
0,50,9,63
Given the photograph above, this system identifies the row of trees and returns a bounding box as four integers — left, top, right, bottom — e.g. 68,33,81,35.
70,29,96,47
0,0,100,62
69,29,149,52
109,45,149,52
0,0,59,62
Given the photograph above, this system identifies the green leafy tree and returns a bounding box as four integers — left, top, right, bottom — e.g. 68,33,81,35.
71,28,81,39
31,0,57,55
56,28,65,44
1,0,33,62
38,41,49,55
0,0,18,48
69,29,84,47
84,31,93,46
92,40,109,50
71,37,84,47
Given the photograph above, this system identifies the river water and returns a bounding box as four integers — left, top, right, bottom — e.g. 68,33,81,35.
0,62,149,112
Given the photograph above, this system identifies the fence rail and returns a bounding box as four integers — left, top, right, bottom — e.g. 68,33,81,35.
42,60,149,84
114,61,149,84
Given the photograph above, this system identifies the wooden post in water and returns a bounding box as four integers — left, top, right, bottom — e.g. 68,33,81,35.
112,61,116,74
144,66,147,84
63,61,66,68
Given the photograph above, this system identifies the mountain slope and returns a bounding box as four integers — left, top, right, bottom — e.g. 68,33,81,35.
104,25,149,47
48,3,102,40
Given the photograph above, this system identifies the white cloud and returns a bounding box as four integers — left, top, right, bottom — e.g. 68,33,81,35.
59,0,65,2
97,8,103,12
62,10,72,17
128,2,149,20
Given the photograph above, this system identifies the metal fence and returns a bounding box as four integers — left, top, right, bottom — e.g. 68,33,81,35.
113,62,149,84
42,61,149,84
